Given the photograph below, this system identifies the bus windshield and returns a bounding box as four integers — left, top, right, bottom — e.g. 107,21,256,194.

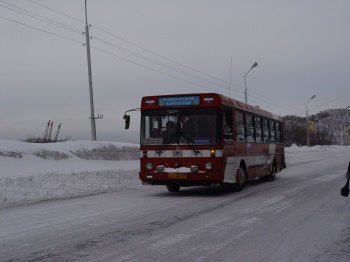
141,108,220,146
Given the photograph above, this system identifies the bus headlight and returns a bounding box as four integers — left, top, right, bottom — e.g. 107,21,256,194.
205,162,212,170
146,162,153,170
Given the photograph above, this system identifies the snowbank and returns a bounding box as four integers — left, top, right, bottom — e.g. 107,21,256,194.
0,140,140,208
284,144,350,167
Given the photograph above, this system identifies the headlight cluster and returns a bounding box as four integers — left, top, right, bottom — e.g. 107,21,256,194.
205,162,212,170
146,162,153,170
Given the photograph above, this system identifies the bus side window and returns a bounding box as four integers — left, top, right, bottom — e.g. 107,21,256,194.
270,120,276,143
263,118,269,143
245,113,255,142
280,122,284,143
276,121,283,144
235,110,245,142
276,122,281,143
223,107,233,141
255,116,263,143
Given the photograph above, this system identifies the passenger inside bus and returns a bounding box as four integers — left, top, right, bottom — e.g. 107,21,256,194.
162,121,177,144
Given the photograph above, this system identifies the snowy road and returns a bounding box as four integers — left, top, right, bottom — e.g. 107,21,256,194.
1,149,350,261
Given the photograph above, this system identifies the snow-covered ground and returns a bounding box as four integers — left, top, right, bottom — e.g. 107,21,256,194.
0,140,349,208
1,140,350,261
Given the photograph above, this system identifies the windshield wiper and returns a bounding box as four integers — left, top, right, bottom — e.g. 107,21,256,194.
175,121,201,155
155,122,178,154
158,119,200,155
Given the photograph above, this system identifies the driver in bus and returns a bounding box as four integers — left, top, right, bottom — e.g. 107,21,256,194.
162,121,177,144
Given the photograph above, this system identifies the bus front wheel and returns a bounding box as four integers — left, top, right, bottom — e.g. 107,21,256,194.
166,184,180,192
231,166,246,192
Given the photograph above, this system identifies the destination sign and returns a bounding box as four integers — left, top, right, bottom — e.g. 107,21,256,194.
158,96,200,107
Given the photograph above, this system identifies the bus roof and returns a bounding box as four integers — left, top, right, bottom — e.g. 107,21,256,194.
141,93,283,121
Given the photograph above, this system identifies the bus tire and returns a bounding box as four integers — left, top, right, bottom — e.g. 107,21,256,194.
266,163,276,182
166,184,180,192
232,166,246,192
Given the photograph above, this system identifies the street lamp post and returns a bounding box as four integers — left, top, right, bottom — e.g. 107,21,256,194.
244,62,258,104
85,0,97,141
306,95,316,147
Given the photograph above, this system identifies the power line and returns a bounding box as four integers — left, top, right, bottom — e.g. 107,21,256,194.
21,0,244,95
90,45,231,95
248,93,305,116
26,0,244,90
4,2,226,90
248,94,300,115
0,15,83,44
1,13,236,95
7,0,306,109
248,88,302,113
92,24,244,89
0,1,82,34
92,35,243,95
250,90,350,117
11,0,350,116
309,92,350,112
28,0,84,24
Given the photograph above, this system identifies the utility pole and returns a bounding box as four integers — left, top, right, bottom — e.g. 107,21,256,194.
85,0,97,141
229,57,232,99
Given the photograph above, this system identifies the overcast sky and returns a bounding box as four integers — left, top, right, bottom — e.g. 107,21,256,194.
1,0,349,143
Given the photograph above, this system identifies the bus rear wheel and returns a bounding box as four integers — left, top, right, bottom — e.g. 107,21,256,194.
266,164,276,182
166,184,180,192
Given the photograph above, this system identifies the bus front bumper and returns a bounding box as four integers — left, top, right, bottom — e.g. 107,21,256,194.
139,171,222,187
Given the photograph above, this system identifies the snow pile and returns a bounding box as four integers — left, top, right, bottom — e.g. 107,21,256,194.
0,140,140,160
0,140,140,208
284,144,349,167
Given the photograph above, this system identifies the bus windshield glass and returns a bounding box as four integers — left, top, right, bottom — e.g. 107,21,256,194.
141,108,219,146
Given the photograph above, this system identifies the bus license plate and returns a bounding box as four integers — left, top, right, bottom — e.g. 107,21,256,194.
168,173,187,179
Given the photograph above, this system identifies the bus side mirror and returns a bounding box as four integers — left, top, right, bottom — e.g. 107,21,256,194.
124,114,130,129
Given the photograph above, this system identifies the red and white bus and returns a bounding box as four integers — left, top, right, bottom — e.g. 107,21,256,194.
124,93,286,192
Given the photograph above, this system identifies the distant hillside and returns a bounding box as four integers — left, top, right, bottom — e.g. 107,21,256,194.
284,108,350,146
